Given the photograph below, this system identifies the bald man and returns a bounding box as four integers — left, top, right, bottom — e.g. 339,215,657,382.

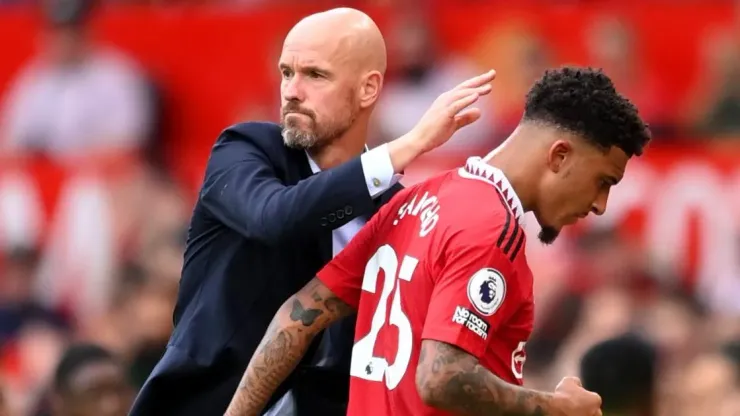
128,8,493,416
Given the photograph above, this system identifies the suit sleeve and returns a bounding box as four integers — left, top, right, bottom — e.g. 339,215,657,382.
315,213,381,309
199,127,400,245
421,227,522,359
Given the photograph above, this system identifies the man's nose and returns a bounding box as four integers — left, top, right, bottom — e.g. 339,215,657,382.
282,76,304,102
591,192,608,216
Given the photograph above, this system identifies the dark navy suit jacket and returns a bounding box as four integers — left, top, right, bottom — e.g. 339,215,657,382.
128,122,403,416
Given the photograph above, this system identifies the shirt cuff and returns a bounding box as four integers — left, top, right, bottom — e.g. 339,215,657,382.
360,143,403,199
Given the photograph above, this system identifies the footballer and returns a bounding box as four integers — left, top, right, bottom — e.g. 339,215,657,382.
226,67,651,416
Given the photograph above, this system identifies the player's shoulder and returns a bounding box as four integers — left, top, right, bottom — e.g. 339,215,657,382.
370,170,458,244
438,168,527,262
440,171,515,230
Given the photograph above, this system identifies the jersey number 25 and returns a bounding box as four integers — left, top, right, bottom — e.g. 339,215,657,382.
350,244,419,390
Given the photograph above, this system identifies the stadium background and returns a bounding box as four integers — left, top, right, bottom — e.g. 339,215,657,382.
0,0,739,414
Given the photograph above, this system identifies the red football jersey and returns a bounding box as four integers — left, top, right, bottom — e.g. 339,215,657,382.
317,157,535,416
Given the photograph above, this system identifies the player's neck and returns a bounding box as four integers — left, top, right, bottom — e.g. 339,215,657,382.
483,131,538,213
308,124,368,170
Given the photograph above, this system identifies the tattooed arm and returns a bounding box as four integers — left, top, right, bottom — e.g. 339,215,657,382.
416,340,562,416
224,278,355,416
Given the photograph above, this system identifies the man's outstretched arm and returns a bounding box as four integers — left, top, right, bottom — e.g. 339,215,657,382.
225,278,355,416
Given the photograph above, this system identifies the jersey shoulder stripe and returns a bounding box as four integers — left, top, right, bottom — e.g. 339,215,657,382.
491,186,524,262
508,231,525,262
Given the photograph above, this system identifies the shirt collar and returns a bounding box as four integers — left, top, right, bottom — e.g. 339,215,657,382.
307,153,320,173
458,157,526,225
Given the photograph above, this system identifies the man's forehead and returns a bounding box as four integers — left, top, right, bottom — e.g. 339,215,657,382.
279,46,329,68
564,135,629,179
585,145,629,184
604,145,629,173
281,29,345,61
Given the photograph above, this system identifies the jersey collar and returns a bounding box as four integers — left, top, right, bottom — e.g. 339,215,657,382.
458,157,526,225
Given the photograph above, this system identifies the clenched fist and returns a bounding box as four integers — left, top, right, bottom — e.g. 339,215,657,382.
551,377,603,416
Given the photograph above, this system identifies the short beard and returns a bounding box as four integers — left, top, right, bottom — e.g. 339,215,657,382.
282,127,318,150
281,95,358,151
282,122,352,151
538,226,560,245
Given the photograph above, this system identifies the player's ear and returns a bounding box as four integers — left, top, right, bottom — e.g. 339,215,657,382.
546,140,572,174
358,70,383,109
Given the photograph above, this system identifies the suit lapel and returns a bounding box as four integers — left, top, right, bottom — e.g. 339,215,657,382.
288,147,314,181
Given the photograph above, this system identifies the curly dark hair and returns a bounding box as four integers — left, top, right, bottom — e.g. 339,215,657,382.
523,66,651,157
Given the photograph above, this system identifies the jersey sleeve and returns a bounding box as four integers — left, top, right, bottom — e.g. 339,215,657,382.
421,225,523,359
316,214,380,310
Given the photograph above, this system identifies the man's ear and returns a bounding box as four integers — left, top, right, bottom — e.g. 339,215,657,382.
359,70,383,109
547,140,573,173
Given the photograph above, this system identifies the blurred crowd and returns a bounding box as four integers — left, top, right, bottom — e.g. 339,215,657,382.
0,0,739,415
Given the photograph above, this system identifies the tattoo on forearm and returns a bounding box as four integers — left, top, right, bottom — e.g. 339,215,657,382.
417,341,549,416
289,299,324,326
225,278,354,416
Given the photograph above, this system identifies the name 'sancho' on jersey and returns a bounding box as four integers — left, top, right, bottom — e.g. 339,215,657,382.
392,191,440,237
390,189,492,340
